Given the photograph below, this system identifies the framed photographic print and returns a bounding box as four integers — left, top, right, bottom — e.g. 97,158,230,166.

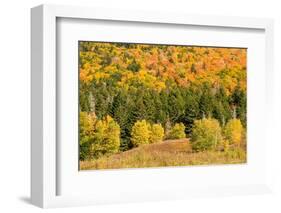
31,4,274,208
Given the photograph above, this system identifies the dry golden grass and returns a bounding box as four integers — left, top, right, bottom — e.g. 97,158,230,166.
80,139,246,170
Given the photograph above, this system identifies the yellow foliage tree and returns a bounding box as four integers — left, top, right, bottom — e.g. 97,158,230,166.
79,112,96,160
169,123,186,139
224,118,244,147
79,111,96,140
191,118,223,152
91,115,121,158
149,124,165,143
131,120,151,147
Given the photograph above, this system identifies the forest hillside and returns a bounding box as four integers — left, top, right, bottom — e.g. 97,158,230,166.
79,42,247,169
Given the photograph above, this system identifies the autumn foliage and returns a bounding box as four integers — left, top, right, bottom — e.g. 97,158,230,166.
91,115,121,157
79,41,247,168
79,112,120,159
224,118,245,147
149,124,165,143
131,120,151,147
191,118,223,152
168,123,186,139
79,43,246,95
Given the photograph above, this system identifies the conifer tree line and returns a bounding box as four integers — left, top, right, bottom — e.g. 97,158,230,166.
79,42,247,160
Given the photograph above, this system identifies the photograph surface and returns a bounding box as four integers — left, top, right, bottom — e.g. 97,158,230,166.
79,41,247,170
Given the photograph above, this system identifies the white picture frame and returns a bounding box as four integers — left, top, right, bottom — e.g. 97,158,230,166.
31,4,274,208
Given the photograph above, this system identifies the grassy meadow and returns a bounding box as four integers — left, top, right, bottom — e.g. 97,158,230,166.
79,42,247,170
80,139,246,170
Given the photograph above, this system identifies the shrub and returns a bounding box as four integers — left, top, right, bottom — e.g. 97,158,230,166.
149,124,165,143
224,118,244,147
91,115,121,158
169,123,186,139
191,118,223,152
131,120,151,147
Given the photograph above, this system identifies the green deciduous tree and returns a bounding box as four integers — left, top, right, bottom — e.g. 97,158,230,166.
191,118,223,152
168,123,186,139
